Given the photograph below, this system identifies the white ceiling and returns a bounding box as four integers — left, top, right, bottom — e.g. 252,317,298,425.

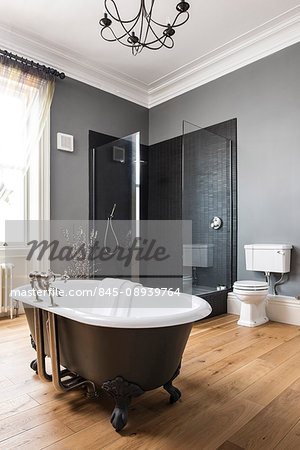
0,0,299,107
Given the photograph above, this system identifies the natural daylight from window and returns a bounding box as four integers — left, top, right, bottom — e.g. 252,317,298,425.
0,91,27,242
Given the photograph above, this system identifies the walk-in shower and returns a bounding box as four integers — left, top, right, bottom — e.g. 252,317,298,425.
89,119,237,316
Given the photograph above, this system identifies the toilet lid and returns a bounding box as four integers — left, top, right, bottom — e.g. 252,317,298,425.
233,280,269,291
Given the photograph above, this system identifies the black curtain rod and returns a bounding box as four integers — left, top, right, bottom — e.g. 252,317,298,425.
0,49,65,79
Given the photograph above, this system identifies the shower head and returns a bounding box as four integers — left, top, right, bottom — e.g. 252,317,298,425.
109,203,117,219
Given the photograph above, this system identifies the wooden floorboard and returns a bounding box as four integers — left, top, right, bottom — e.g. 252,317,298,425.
0,314,299,449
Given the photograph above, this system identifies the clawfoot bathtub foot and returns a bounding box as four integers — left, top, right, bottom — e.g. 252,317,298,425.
30,358,38,374
110,398,130,432
102,376,144,432
163,382,181,403
163,361,181,404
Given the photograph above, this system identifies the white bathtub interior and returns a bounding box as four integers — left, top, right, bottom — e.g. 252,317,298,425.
12,278,212,328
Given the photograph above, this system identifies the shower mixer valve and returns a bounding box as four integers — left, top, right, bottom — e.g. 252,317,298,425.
210,216,223,230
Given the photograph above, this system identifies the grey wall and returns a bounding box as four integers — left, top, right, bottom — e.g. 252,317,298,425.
50,77,149,220
149,43,300,297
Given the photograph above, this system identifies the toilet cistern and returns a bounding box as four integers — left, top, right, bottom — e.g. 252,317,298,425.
244,244,292,275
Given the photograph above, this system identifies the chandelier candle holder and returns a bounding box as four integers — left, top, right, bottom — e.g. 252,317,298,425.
99,1,190,55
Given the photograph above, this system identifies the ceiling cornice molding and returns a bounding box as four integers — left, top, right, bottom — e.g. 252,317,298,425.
148,6,300,108
0,24,149,107
0,5,299,109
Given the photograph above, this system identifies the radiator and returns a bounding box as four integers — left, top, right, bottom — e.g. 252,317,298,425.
0,263,15,319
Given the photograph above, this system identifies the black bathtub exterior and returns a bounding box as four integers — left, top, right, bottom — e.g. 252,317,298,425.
24,305,192,391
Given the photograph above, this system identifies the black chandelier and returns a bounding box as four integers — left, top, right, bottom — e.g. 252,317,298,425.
99,1,190,55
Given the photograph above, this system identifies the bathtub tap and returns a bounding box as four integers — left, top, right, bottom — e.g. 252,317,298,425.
29,270,69,306
29,271,43,302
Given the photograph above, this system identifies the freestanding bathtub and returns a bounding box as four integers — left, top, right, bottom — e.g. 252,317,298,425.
12,278,212,431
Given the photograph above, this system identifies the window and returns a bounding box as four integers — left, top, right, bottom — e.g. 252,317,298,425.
0,93,25,241
0,63,53,246
0,91,43,244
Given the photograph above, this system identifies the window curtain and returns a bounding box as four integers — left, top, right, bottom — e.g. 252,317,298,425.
0,56,55,202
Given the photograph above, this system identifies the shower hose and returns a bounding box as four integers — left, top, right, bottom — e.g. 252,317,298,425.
103,204,119,255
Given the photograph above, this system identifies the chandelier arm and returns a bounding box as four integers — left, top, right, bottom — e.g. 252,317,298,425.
144,35,175,50
149,11,189,29
132,46,141,56
132,38,166,55
149,18,171,28
101,12,142,42
144,38,174,50
142,23,174,49
100,27,143,48
101,27,134,44
132,39,146,55
171,11,190,28
144,20,170,45
112,6,143,41
132,35,174,55
142,0,155,21
148,7,189,28
137,6,145,43
104,0,142,24
138,3,183,49
149,11,186,28
139,1,156,47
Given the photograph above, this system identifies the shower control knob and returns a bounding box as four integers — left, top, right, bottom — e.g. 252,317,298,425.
210,217,223,230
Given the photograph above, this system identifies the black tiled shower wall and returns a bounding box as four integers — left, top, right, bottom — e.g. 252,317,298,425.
148,135,182,220
183,129,231,289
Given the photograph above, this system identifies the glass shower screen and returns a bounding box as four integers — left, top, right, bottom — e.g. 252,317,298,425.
182,121,232,296
90,132,141,279
91,132,141,222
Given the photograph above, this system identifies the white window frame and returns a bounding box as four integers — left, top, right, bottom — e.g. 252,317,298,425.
36,114,51,272
37,114,51,223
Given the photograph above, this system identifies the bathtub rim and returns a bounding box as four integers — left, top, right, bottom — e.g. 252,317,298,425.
14,284,212,328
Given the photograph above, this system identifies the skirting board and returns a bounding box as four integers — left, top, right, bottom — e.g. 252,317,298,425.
228,292,300,326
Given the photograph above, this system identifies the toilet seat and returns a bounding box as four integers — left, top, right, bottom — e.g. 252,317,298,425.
233,280,269,292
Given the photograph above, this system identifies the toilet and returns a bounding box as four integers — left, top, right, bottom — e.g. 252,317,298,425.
233,244,292,327
233,280,269,327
